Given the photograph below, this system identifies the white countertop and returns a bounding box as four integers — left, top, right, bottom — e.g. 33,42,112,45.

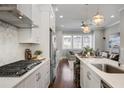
0,59,49,88
75,54,124,88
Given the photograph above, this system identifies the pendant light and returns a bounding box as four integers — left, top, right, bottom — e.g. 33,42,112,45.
81,22,90,33
93,6,104,26
81,4,90,33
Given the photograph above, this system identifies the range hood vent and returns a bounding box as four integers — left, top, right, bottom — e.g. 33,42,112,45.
0,4,37,28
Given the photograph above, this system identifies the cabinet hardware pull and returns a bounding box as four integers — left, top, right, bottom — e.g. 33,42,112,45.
36,72,41,81
87,71,91,80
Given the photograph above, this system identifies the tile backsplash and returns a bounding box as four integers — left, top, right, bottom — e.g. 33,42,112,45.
0,21,32,66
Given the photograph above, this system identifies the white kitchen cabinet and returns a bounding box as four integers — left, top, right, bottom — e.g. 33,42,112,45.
15,60,50,88
18,4,41,44
17,4,32,20
41,60,50,88
19,28,40,44
83,64,101,88
18,4,55,44
80,62,84,87
25,72,37,88
32,5,40,25
35,66,45,88
17,4,40,26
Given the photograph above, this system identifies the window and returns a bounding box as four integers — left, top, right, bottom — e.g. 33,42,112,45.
63,35,72,49
83,35,92,48
73,35,82,49
62,34,93,49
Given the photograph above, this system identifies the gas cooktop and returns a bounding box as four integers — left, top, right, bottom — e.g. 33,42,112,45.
0,60,41,77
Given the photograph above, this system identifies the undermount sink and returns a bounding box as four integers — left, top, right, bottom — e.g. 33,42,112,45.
92,64,124,73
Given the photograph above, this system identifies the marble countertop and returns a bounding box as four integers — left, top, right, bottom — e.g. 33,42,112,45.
0,59,49,88
75,54,124,88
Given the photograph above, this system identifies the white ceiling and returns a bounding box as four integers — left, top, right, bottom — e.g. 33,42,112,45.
52,4,124,32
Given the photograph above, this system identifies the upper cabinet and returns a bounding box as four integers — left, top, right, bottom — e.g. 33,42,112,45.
18,4,55,44
17,4,39,28
17,4,32,20
19,5,41,44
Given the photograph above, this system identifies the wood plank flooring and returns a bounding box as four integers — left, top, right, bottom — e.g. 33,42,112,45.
52,58,75,88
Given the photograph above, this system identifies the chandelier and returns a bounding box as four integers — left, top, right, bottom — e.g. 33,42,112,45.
93,9,104,26
81,4,90,33
81,23,90,33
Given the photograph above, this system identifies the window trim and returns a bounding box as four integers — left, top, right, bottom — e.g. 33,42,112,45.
62,35,73,49
72,35,82,49
62,33,93,50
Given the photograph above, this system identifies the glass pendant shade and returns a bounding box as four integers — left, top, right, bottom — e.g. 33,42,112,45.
82,25,90,33
93,11,104,25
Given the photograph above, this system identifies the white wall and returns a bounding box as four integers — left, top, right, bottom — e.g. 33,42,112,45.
0,21,32,66
120,9,124,63
93,28,105,51
104,23,120,50
120,10,124,48
56,30,63,58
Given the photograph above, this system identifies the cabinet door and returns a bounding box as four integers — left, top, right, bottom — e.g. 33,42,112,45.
17,4,32,19
35,61,50,88
42,61,50,88
35,70,44,88
25,73,36,88
31,4,40,43
15,61,50,88
43,71,50,88
83,64,87,87
85,66,100,88
32,5,40,25
80,65,84,87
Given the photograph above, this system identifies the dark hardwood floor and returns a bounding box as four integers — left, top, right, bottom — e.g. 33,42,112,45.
51,58,75,88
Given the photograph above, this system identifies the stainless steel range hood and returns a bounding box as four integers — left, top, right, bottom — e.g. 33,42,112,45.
0,4,37,28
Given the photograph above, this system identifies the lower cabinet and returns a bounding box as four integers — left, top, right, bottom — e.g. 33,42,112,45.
15,60,50,88
83,64,101,88
80,62,84,87
80,62,101,88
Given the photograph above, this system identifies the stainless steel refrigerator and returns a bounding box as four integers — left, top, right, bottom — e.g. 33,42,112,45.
49,28,57,83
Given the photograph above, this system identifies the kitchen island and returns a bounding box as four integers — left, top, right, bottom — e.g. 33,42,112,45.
75,54,124,88
0,59,50,88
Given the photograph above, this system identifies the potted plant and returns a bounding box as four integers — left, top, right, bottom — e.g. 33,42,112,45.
83,46,94,57
34,50,42,59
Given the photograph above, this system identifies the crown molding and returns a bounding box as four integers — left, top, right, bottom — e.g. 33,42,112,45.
106,20,120,29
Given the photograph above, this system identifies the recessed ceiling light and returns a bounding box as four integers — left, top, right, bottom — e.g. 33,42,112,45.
18,16,23,19
59,15,63,18
111,15,115,18
55,7,58,12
